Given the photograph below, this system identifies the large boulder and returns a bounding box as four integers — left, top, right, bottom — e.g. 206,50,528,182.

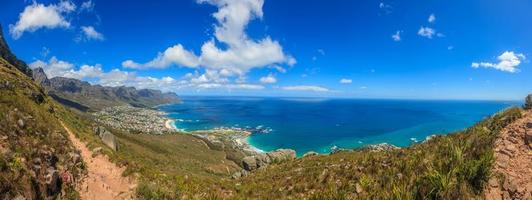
93,126,118,151
242,156,257,171
266,149,296,163
525,94,532,110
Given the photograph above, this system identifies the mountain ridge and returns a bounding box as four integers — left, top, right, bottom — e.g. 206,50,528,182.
32,67,180,111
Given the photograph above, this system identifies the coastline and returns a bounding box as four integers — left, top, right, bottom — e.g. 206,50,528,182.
164,119,177,130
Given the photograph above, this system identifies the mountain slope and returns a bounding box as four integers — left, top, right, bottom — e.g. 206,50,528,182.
0,58,83,199
0,24,32,77
32,68,180,111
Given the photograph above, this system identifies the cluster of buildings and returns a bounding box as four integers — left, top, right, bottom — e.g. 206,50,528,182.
94,106,173,134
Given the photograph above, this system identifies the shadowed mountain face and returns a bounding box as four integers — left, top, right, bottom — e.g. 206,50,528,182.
0,24,32,77
32,67,180,111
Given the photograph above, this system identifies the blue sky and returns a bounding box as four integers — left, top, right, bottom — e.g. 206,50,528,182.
1,0,531,100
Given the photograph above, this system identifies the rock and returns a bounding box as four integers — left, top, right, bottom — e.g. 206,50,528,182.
318,169,329,183
242,156,257,171
45,167,60,196
255,153,271,168
93,126,118,151
30,92,45,104
241,169,249,177
13,195,26,200
524,94,532,110
266,149,296,163
69,152,81,164
355,183,363,194
303,151,319,157
17,119,24,128
93,147,103,154
527,123,532,129
100,131,119,151
363,143,400,152
231,171,242,179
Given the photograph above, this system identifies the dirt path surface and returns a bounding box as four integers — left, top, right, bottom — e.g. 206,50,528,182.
484,110,532,200
61,121,137,200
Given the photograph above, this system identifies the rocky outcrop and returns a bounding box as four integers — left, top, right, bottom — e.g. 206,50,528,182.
362,143,400,152
267,149,296,163
303,151,319,157
240,149,296,172
93,126,118,151
0,24,32,77
484,109,532,200
32,67,51,88
525,94,532,110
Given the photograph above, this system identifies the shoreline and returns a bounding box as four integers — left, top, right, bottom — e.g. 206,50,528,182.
164,119,177,130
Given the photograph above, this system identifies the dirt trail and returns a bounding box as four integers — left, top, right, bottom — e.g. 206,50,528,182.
61,121,137,200
484,110,532,200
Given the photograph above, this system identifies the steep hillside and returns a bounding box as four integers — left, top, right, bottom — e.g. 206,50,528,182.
0,24,32,77
0,58,83,199
32,67,180,111
225,108,524,199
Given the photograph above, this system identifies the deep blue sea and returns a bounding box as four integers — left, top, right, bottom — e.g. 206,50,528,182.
158,97,518,156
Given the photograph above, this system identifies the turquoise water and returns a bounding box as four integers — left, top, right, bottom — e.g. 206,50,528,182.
158,97,518,156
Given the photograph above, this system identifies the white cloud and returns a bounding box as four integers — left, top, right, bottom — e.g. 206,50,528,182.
28,56,104,79
282,85,329,92
81,26,104,41
392,30,401,41
80,0,95,12
259,74,277,84
428,14,436,23
471,51,526,73
122,0,294,88
123,44,199,69
448,46,454,50
339,78,352,84
417,27,435,39
10,1,76,39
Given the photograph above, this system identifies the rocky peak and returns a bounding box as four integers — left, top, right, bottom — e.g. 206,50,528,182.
32,67,51,87
0,24,32,77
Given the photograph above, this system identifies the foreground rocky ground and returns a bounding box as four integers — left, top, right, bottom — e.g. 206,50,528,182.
485,109,532,199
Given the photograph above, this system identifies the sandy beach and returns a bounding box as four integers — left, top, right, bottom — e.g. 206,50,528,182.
164,119,176,130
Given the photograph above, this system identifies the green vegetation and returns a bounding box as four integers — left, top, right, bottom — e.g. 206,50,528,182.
58,104,242,199
231,107,521,199
0,58,82,199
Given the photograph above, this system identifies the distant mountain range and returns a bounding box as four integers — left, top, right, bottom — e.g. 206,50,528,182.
32,67,180,111
1,24,179,112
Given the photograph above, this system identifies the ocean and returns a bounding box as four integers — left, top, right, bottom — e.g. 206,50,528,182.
158,96,518,156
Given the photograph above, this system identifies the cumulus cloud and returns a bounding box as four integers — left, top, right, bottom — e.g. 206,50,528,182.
259,74,277,84
428,14,436,23
80,0,95,12
471,51,526,73
28,56,103,79
122,0,295,88
417,27,435,39
123,44,199,69
282,85,329,92
9,1,76,39
81,26,104,41
339,78,352,84
392,30,401,41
